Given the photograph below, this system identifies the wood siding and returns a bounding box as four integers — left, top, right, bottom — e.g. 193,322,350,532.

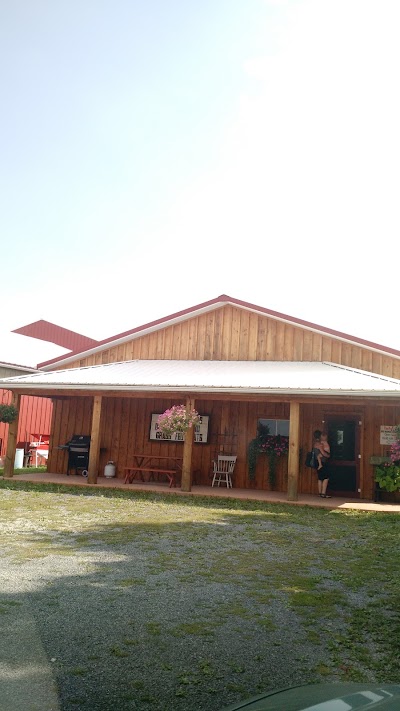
61,306,400,380
46,395,400,500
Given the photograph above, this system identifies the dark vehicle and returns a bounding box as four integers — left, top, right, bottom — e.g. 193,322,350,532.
221,683,400,710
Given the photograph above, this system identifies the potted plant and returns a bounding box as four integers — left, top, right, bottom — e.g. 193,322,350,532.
374,463,400,493
375,431,400,498
157,404,200,437
0,404,18,424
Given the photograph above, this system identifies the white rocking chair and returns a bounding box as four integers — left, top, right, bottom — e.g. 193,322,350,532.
211,455,237,488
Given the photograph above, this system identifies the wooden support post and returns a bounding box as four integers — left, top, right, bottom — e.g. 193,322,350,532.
287,401,300,501
181,396,195,492
87,395,102,485
4,393,21,479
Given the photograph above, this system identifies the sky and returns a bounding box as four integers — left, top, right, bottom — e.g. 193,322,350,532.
1,0,400,367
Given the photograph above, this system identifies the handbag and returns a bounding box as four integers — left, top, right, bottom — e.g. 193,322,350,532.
305,450,317,468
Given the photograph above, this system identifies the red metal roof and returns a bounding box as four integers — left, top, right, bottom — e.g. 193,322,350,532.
13,320,98,353
37,294,400,369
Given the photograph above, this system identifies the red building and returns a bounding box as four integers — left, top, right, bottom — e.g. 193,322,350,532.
0,321,99,466
0,363,52,464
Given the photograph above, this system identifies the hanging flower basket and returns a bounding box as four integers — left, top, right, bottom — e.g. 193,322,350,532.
247,424,289,486
157,405,200,437
0,404,18,424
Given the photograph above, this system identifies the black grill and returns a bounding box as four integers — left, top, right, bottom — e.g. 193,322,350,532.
59,435,91,475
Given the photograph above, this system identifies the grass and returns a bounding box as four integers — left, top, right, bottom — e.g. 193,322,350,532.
0,466,47,475
0,479,399,710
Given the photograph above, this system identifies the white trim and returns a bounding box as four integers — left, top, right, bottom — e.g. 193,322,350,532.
3,382,400,397
0,362,39,373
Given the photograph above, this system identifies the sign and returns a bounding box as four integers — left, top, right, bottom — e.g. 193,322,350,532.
380,426,398,445
150,414,209,443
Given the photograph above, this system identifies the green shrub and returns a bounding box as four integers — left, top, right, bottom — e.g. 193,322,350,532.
375,464,400,492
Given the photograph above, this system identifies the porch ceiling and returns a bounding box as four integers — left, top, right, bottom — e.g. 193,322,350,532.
1,360,400,398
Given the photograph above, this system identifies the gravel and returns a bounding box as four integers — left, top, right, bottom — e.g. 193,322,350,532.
0,491,393,711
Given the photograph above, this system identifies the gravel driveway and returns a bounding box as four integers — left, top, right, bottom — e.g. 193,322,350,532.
0,486,398,711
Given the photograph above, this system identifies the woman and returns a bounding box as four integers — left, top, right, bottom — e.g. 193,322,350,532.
313,430,331,498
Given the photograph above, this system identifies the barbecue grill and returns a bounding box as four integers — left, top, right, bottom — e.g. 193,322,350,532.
59,435,91,475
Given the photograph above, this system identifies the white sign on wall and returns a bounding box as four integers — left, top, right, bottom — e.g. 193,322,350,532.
150,414,209,443
380,426,398,445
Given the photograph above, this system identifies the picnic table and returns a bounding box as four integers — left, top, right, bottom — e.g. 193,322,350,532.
124,454,183,488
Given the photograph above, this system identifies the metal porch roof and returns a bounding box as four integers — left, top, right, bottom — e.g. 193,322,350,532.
1,360,400,397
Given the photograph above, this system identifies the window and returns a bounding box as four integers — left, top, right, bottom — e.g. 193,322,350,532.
258,419,290,437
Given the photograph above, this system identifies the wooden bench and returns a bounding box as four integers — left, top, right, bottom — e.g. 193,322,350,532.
124,466,178,488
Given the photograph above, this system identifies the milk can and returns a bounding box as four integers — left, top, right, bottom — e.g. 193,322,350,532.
104,461,116,478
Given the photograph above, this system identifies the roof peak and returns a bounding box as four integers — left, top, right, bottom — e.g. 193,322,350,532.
37,294,400,369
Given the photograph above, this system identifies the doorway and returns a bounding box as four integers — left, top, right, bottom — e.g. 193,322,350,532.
325,416,360,497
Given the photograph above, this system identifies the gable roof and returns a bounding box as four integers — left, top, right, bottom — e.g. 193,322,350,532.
3,360,400,398
37,294,400,370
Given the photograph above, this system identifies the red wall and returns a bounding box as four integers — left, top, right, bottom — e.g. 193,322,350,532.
0,390,53,456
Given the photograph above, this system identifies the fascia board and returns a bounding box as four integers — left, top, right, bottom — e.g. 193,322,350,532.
4,382,400,397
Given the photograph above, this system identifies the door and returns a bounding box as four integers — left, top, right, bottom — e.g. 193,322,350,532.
326,417,360,497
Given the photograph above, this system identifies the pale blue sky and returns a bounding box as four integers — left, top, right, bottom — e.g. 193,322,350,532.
1,0,400,365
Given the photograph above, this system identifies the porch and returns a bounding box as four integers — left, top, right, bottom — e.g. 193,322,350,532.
7,471,400,513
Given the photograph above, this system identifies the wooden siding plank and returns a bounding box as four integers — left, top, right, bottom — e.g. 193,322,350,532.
140,333,150,359
350,346,362,370
161,326,172,359
179,321,190,360
204,313,215,360
372,353,383,374
274,322,285,361
331,340,342,365
256,316,267,360
196,315,207,360
283,324,294,362
171,324,182,359
248,312,259,360
221,307,233,360
361,349,373,373
187,317,198,359
382,357,393,377
393,360,400,379
229,308,241,360
302,329,312,360
293,327,304,361
321,337,332,362
238,310,250,360
311,333,322,361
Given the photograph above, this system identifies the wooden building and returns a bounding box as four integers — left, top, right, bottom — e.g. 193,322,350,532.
2,295,400,501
